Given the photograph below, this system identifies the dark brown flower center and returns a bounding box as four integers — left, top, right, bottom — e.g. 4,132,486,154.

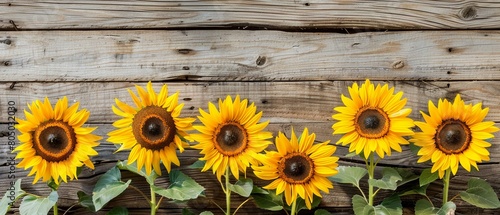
213,123,248,156
279,153,314,184
33,120,77,162
355,107,390,138
435,119,471,154
132,106,176,150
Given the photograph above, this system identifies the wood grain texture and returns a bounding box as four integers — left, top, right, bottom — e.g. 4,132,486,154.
1,81,499,213
1,1,500,30
1,30,500,82
1,81,500,124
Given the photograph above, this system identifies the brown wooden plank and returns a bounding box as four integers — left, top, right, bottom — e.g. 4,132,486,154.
1,1,500,30
1,30,500,82
1,81,500,123
2,122,500,165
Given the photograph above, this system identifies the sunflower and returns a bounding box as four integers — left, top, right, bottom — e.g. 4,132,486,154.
332,79,414,158
107,82,194,176
14,97,101,185
191,95,272,181
253,128,338,209
411,94,499,178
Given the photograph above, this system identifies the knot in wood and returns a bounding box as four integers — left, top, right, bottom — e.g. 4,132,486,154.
256,56,267,66
391,60,404,69
459,5,477,20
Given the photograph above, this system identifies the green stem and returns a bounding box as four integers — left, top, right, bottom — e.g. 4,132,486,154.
368,153,375,206
150,185,157,215
53,203,58,215
225,167,231,215
442,168,451,205
290,198,297,215
233,198,251,215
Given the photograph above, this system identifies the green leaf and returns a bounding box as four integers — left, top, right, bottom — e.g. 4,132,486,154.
107,206,128,215
353,195,403,215
251,185,269,195
228,178,253,197
152,170,204,201
314,209,331,215
92,167,131,211
251,192,284,211
188,160,206,169
368,168,402,190
415,199,455,215
437,202,456,215
419,168,439,187
376,195,402,215
117,160,159,185
395,168,418,186
0,179,25,215
200,211,214,215
181,208,196,215
77,191,96,212
329,166,367,188
352,194,368,215
460,177,500,209
400,184,429,197
19,191,58,215
415,199,438,215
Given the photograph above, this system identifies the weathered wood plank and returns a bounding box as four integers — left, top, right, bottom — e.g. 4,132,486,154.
1,81,500,123
2,123,499,166
1,30,500,81
1,1,500,30
1,80,500,213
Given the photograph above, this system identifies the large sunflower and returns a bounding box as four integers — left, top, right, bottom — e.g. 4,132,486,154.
411,94,499,178
107,82,194,175
191,95,272,181
252,128,338,209
14,97,101,184
332,79,414,158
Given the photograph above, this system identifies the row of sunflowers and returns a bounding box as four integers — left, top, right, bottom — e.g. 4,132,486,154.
2,80,499,215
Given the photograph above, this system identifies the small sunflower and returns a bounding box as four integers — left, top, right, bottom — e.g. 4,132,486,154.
253,128,338,209
191,95,272,181
411,94,499,178
107,82,194,176
332,79,414,158
14,97,101,184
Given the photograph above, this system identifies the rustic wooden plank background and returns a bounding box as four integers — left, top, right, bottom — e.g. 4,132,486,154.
1,1,500,214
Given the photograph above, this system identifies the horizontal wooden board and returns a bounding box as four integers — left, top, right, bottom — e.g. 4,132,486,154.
2,123,500,165
1,30,500,81
1,80,500,213
1,81,500,123
1,1,500,30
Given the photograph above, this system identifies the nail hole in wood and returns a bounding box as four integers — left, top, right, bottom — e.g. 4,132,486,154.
178,49,194,55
